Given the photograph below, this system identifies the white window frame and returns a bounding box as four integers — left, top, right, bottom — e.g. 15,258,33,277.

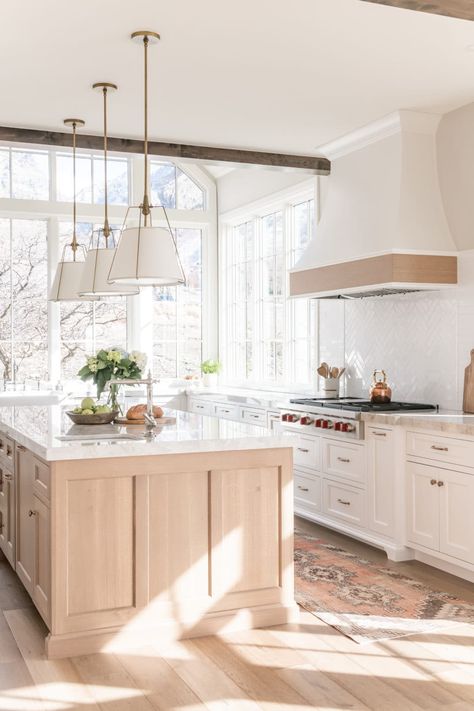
219,178,318,391
0,141,217,385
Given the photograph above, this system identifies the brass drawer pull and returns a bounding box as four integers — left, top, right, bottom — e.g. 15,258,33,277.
337,457,350,463
337,498,351,506
297,447,309,453
437,481,444,487
6,447,12,457
431,445,448,452
373,431,387,437
28,510,37,517
297,485,309,492
3,473,12,481
430,479,437,486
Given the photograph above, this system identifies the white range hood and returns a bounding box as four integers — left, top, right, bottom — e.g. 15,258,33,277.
290,111,458,299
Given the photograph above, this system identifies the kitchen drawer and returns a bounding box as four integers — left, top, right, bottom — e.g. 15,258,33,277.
32,456,50,501
294,470,321,514
188,399,214,416
322,439,366,486
0,435,14,469
240,408,267,425
214,403,240,421
407,431,474,469
293,435,320,471
322,479,366,528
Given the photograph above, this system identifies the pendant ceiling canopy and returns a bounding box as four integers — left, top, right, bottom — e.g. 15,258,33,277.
79,83,139,297
108,30,185,288
49,119,97,302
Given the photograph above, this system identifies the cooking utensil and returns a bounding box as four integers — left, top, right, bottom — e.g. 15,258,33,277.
321,362,329,378
337,367,346,378
317,366,327,378
331,366,339,378
369,369,392,404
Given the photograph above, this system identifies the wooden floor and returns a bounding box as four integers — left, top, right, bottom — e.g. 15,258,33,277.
2,517,474,710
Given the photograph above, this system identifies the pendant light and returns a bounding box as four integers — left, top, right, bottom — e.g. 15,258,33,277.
79,83,139,297
108,30,185,287
49,119,97,301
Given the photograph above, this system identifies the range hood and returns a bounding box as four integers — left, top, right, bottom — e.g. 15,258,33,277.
290,111,458,299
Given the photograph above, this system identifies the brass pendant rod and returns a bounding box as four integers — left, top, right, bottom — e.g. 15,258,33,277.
142,34,150,226
71,121,78,260
102,86,110,242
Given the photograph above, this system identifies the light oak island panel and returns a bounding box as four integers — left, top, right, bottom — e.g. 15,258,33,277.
46,446,296,658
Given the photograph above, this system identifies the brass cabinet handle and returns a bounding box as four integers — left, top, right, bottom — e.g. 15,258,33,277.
297,447,309,453
337,457,350,463
250,414,261,419
430,479,437,486
16,444,26,451
431,445,448,452
437,481,444,487
297,485,309,492
337,498,351,506
373,431,387,437
28,510,37,517
3,473,12,481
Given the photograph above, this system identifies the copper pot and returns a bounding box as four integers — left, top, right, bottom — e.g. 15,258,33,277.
369,369,392,403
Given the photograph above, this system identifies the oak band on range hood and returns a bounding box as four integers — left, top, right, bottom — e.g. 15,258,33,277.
290,111,458,299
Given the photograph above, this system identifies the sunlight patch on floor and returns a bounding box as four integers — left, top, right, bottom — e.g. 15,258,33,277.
0,682,147,710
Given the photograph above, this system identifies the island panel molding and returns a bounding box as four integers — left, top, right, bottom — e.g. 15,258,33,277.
361,0,474,21
0,125,331,175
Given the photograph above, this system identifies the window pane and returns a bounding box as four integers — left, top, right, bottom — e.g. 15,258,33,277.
153,342,177,378
0,150,9,198
11,150,49,200
56,154,92,203
0,219,11,342
150,162,176,208
94,300,127,347
176,169,204,210
59,221,93,252
93,157,128,205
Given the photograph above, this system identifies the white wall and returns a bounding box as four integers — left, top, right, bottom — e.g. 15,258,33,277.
317,251,474,410
217,167,310,214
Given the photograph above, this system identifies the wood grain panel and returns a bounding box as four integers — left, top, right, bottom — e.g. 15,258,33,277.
0,126,331,175
361,0,474,21
290,253,457,297
66,477,135,615
210,467,280,595
148,470,210,603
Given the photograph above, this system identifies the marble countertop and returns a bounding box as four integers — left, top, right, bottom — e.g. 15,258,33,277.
0,405,293,462
361,410,474,436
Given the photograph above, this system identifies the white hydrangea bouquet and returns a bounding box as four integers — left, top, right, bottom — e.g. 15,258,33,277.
78,348,147,411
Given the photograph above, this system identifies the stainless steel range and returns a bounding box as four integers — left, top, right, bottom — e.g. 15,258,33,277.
279,397,438,440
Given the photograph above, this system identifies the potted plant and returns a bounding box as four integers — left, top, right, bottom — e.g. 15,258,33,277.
201,359,221,388
77,348,147,413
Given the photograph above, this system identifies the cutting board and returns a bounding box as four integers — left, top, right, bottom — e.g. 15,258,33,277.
115,416,176,426
463,349,474,413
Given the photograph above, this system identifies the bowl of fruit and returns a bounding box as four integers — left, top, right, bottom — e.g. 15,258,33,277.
66,398,118,425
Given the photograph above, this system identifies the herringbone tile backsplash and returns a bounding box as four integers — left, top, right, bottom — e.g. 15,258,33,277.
318,252,474,411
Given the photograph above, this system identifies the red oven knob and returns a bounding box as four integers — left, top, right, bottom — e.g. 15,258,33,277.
315,419,323,427
321,420,328,429
334,422,342,431
341,422,349,432
281,413,288,421
300,416,313,425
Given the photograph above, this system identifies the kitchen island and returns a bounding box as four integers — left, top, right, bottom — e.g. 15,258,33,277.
0,405,296,658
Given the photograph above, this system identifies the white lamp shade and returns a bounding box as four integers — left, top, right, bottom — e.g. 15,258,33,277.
79,248,140,296
49,260,98,301
108,225,185,286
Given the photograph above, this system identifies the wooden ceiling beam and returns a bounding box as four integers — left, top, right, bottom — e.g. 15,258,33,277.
361,0,474,21
0,125,330,176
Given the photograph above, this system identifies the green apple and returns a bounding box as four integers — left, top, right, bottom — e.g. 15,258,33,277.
81,397,95,410
81,409,94,415
95,405,111,413
73,407,82,414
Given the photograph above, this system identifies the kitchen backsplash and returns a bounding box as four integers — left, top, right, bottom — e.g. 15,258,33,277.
318,251,474,411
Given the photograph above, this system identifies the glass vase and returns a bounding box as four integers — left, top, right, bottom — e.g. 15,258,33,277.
108,383,122,414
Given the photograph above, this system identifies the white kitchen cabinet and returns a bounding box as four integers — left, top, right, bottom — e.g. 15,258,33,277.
294,469,321,515
240,407,267,425
367,426,395,538
407,461,474,564
322,438,366,486
213,403,241,420
322,479,366,528
188,398,214,415
0,463,15,567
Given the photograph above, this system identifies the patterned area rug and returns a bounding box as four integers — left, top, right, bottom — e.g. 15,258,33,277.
294,530,474,644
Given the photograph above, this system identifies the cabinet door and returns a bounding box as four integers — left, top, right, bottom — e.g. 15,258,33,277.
15,447,35,594
0,467,15,567
439,469,474,564
367,427,395,538
32,495,50,625
407,462,439,551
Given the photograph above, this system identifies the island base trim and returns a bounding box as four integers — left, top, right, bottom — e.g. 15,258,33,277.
45,601,300,659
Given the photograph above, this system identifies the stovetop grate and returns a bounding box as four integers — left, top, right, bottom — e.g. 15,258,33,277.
289,398,437,413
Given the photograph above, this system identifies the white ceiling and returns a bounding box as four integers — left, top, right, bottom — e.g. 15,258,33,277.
2,0,474,156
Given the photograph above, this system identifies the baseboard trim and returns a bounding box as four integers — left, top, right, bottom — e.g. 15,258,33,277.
45,602,300,659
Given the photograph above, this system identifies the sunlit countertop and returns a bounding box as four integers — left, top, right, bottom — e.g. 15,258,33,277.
361,410,474,436
0,404,294,462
